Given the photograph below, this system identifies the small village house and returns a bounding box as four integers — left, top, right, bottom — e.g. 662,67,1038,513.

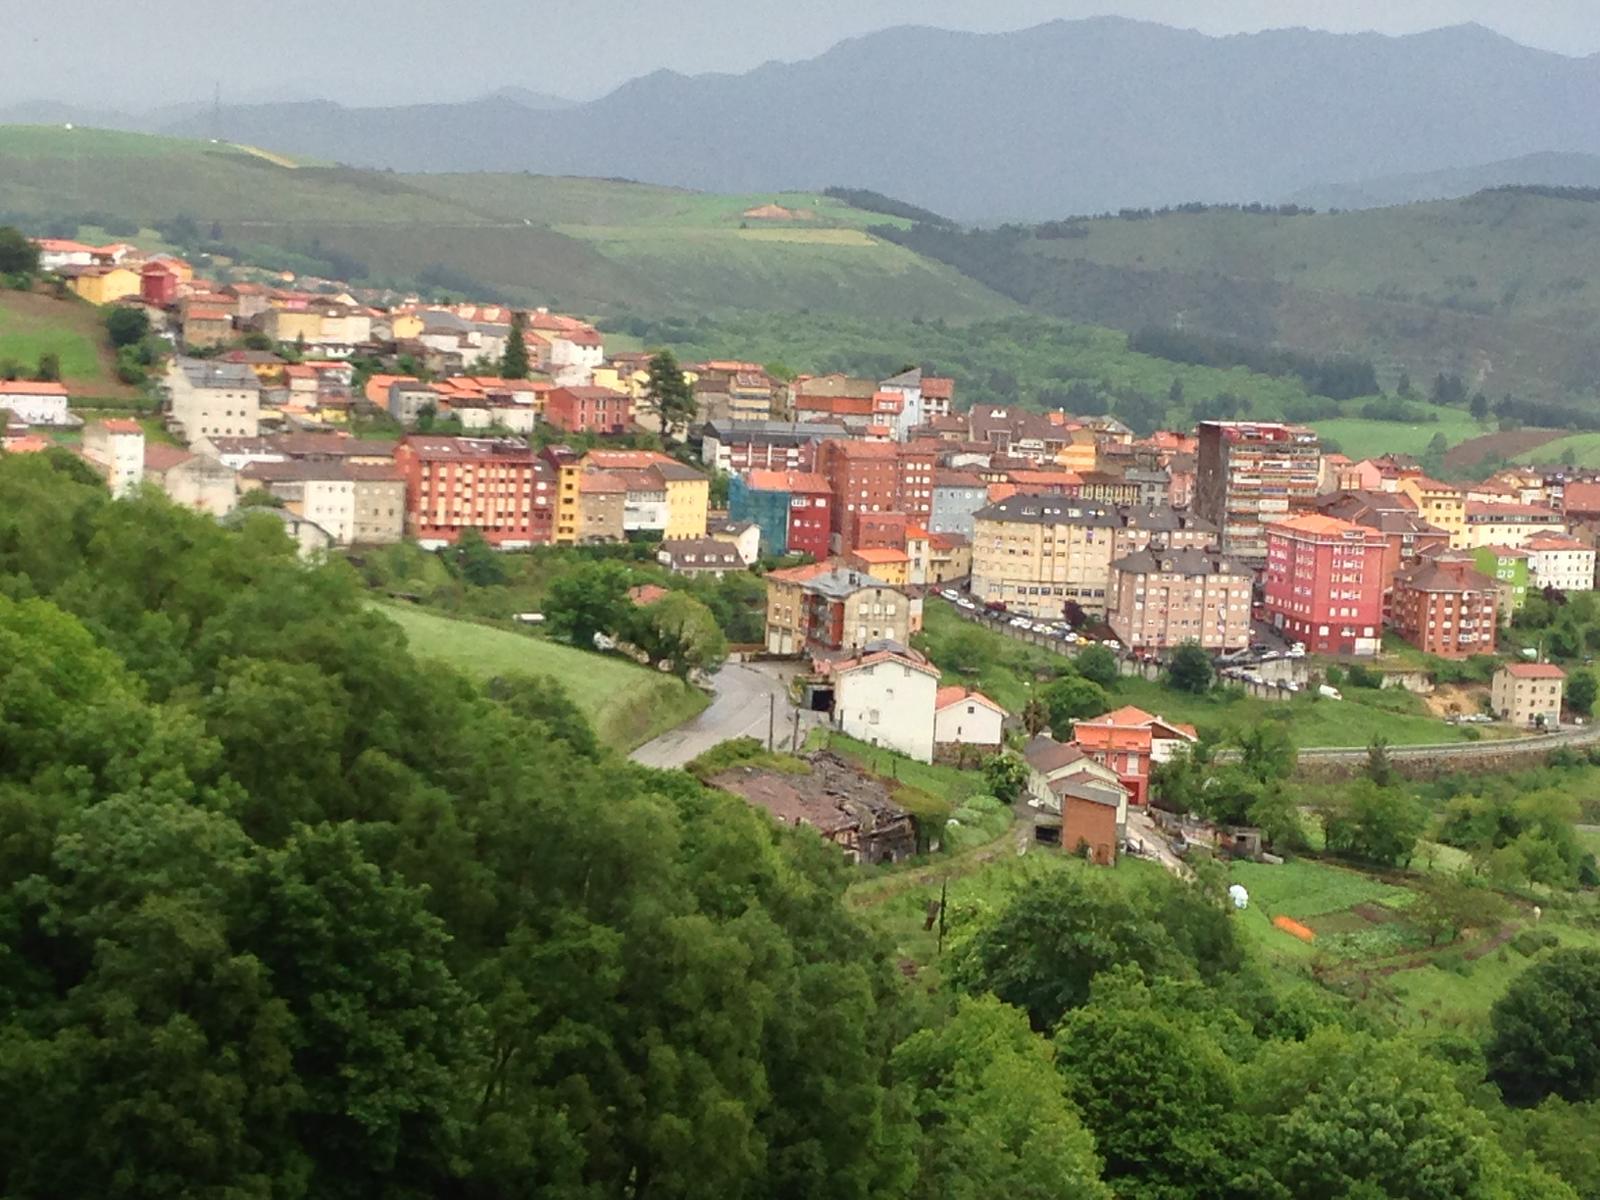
933,686,1006,750
827,645,941,763
1491,662,1565,729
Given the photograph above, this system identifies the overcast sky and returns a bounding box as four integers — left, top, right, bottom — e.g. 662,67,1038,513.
3,0,1595,109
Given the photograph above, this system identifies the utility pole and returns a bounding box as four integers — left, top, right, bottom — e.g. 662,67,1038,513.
767,693,775,751
791,706,802,752
937,876,948,956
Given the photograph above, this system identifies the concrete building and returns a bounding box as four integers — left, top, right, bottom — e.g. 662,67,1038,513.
817,438,936,553
1108,545,1254,653
931,469,991,538
1524,533,1595,595
657,537,747,577
971,494,1122,618
80,418,146,497
1472,545,1531,617
393,436,556,549
829,647,941,763
1071,706,1198,808
166,357,261,444
1196,421,1322,563
0,380,72,426
239,460,406,546
1462,502,1564,549
1263,513,1388,656
142,444,238,518
1491,663,1566,729
697,419,846,474
1390,557,1499,659
729,469,832,559
1396,476,1468,548
933,686,1007,750
1318,490,1452,614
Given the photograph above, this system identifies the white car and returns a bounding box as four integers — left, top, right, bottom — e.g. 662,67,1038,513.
940,589,960,602
956,598,977,611
1009,616,1030,628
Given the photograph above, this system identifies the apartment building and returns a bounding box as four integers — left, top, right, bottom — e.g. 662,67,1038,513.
817,439,936,553
1263,513,1388,656
393,436,556,549
239,460,406,545
1108,545,1254,653
930,469,992,538
1390,557,1499,659
1491,663,1566,728
1462,502,1565,549
970,495,1123,618
1396,476,1468,548
1523,533,1595,594
728,469,832,559
166,357,261,444
1195,421,1322,563
1471,545,1531,616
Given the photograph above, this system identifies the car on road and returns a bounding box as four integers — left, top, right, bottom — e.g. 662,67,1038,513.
940,589,960,602
957,597,977,610
1008,616,1031,629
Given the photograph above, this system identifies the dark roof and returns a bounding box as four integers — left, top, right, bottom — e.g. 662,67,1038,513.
1393,561,1498,593
1023,734,1087,775
1116,505,1216,533
1111,546,1251,577
975,494,1120,527
659,538,746,570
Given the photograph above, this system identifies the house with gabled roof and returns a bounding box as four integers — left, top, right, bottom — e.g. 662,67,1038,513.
1070,706,1197,806
1021,734,1129,863
825,643,941,763
933,687,1006,750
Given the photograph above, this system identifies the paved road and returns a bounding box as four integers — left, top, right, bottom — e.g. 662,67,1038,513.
630,662,819,769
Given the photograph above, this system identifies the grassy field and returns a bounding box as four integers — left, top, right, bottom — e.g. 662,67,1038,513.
376,602,707,749
0,290,140,398
917,601,1481,748
1308,409,1485,459
1512,432,1600,468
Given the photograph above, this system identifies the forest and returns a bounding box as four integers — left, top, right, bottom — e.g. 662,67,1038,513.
0,450,1597,1199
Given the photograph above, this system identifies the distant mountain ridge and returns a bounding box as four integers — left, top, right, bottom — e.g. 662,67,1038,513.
139,18,1600,221
1290,152,1600,210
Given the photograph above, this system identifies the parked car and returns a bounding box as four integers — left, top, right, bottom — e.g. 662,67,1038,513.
940,589,960,602
1008,616,1031,629
957,598,977,611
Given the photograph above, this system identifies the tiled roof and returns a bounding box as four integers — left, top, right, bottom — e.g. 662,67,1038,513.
935,686,1005,714
1504,663,1566,679
746,468,830,492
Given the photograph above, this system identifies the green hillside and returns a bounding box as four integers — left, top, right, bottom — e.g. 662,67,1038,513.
883,192,1600,407
0,289,142,399
377,602,706,749
0,125,1014,321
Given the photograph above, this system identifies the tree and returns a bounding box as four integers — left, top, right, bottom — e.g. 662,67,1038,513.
1075,643,1119,688
983,752,1031,803
1489,949,1600,1105
942,627,992,674
1063,600,1088,629
1021,696,1048,736
1409,876,1509,947
500,310,530,379
1320,779,1426,867
1235,722,1296,783
448,527,507,588
1471,391,1490,421
1167,377,1184,410
0,224,38,274
104,305,150,348
894,996,1110,1200
643,349,696,436
633,591,726,679
1166,640,1213,693
543,560,633,647
237,487,285,509
1567,670,1597,716
1041,675,1109,737
1365,735,1397,786
35,352,60,382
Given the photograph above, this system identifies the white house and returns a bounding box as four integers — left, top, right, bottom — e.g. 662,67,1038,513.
0,380,72,426
830,647,941,763
80,418,146,497
879,366,924,442
1524,533,1595,595
933,686,1007,749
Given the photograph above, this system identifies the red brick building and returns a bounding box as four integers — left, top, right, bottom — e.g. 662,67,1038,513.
1390,557,1499,659
393,435,556,548
1263,513,1388,655
817,439,936,553
543,385,631,434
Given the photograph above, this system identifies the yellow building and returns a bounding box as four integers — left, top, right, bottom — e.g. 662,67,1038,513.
847,546,911,587
554,459,583,544
66,266,141,305
262,308,323,344
1398,476,1467,548
390,312,425,340
1055,428,1098,474
658,463,711,540
971,494,1125,617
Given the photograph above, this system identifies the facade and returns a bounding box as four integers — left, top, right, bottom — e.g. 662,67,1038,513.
166,357,261,444
830,649,941,763
845,547,910,587
1462,502,1565,549
80,418,146,497
933,687,1007,749
729,469,832,559
763,561,831,654
577,472,627,542
142,445,238,517
0,380,71,425
970,494,1122,617
802,567,913,654
1108,545,1254,652
930,469,991,538
1396,477,1468,548
707,519,762,567
239,461,406,546
393,436,556,548
1070,706,1198,807
1195,421,1322,563
1263,513,1388,656
1390,558,1499,659
697,420,845,474
1524,534,1595,594
816,439,936,553
1471,545,1531,617
1491,663,1566,729
927,532,973,584
579,451,709,540
543,385,631,434
1317,491,1452,614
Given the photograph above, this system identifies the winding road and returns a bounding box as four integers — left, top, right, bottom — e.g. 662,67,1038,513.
630,662,821,769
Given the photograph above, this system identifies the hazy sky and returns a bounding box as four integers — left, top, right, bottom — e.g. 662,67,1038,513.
4,0,1595,109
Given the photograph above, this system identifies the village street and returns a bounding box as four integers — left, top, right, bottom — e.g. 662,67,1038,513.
630,661,822,769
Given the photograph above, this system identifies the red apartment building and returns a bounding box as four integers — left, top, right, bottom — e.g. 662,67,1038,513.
1391,556,1499,659
742,468,833,561
393,435,556,548
544,385,631,434
1263,513,1388,655
817,439,936,553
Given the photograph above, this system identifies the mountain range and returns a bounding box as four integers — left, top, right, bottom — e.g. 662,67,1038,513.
9,18,1600,221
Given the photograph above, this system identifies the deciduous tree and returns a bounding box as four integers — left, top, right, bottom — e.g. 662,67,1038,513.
1489,949,1600,1105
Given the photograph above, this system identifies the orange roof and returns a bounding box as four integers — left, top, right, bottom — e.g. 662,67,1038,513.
628,583,671,606
921,376,954,399
935,686,1005,714
1504,662,1566,679
0,381,69,397
579,470,628,494
99,418,141,434
1465,502,1560,518
1009,469,1083,487
1268,512,1376,539
850,547,909,564
2,435,51,453
767,560,836,584
1524,534,1589,550
746,468,830,492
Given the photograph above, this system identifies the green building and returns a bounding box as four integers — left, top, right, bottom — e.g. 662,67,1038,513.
1473,545,1530,617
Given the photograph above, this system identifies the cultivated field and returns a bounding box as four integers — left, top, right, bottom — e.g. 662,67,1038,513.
377,602,707,749
1308,409,1484,460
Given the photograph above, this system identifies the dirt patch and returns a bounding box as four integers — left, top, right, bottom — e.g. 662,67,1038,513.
1443,428,1563,473
1350,902,1402,924
1423,683,1488,719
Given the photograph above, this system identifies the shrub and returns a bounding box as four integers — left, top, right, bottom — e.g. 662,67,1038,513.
1512,929,1559,958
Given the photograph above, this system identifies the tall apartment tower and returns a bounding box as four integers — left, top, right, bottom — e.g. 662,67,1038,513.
1196,421,1322,564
